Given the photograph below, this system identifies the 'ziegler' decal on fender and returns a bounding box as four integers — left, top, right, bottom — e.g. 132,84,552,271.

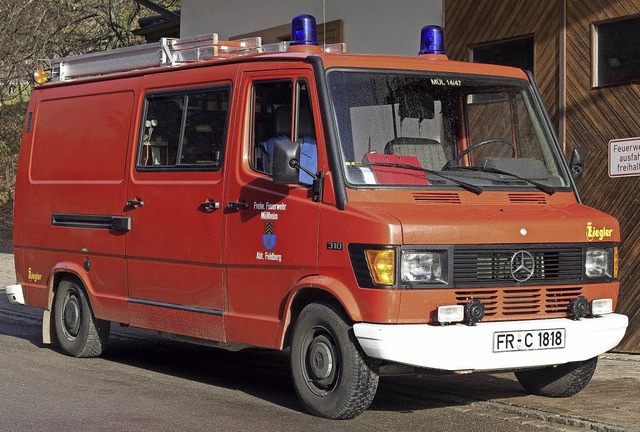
586,222,614,241
27,267,43,283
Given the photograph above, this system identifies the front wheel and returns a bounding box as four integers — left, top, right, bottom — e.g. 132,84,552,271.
290,302,379,419
53,278,110,358
515,357,598,397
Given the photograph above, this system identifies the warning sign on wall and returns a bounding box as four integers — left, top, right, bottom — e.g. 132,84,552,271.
609,137,640,178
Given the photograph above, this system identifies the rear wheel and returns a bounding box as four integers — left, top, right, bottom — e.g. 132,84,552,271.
515,357,598,397
290,302,379,419
53,278,110,358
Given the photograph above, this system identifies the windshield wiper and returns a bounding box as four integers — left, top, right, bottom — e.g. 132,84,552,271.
362,162,484,195
445,166,556,195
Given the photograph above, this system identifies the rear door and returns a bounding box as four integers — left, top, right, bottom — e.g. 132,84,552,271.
223,64,323,347
125,66,235,340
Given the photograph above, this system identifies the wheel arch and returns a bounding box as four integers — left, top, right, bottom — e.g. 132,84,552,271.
47,262,95,311
275,275,363,350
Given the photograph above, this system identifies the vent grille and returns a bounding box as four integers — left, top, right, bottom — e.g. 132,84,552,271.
456,286,583,319
453,246,583,286
508,193,547,204
412,192,461,204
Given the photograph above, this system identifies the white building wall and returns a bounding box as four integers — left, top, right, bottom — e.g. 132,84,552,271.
181,0,443,56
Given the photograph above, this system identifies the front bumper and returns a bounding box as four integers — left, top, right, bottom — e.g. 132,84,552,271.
5,284,25,305
353,313,628,371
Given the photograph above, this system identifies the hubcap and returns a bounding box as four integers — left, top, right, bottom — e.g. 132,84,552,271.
302,329,340,395
308,336,334,380
63,294,81,338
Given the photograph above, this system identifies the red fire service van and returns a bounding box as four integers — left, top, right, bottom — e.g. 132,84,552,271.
6,15,628,419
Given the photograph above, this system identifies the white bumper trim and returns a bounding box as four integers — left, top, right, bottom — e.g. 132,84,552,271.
5,284,25,305
354,314,628,371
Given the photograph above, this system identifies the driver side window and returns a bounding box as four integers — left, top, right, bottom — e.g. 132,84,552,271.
250,79,317,184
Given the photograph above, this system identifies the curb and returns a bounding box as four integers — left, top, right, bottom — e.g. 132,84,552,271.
383,380,637,432
438,394,638,432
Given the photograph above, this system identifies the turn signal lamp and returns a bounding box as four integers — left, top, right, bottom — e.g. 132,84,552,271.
33,69,49,84
291,14,318,46
613,246,619,278
365,249,395,286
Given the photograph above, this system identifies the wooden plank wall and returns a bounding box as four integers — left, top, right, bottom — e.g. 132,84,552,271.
445,0,640,353
564,0,640,353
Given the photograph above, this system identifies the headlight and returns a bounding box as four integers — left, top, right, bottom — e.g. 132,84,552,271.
585,248,612,278
401,251,447,284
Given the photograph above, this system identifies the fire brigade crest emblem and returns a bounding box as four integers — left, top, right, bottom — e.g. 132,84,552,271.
263,222,276,250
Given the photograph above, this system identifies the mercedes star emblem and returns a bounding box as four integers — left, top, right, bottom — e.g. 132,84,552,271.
510,251,535,283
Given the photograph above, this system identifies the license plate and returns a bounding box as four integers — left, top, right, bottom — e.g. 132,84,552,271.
493,328,565,352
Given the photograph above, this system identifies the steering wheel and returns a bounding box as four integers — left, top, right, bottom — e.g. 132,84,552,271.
452,138,516,164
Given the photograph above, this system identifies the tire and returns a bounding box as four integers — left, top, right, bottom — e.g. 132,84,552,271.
290,302,379,419
53,278,110,358
515,357,598,397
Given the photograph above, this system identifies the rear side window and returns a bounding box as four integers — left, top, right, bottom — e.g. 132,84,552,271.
138,86,230,171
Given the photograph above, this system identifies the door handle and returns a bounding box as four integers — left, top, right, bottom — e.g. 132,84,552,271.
200,199,220,211
126,198,144,208
227,201,249,210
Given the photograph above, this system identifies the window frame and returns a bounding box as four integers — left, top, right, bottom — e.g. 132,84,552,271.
469,35,535,75
136,84,231,172
249,79,294,175
591,14,640,88
249,78,317,181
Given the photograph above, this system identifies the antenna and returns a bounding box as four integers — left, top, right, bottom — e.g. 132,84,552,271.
323,0,326,50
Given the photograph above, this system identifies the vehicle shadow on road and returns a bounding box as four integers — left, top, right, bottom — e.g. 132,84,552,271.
99,328,527,416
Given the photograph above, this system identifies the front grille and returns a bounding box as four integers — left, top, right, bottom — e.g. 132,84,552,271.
453,246,583,287
455,286,583,319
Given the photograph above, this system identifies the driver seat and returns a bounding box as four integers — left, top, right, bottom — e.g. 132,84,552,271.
385,137,447,171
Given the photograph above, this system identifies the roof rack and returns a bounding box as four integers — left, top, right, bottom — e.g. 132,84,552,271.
42,34,347,82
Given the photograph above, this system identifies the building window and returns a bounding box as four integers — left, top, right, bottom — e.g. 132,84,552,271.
470,36,534,75
592,16,640,88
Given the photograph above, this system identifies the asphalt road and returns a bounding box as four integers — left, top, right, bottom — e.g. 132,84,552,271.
0,253,591,432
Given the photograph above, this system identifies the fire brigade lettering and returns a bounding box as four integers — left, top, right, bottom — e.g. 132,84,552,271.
256,251,282,263
254,202,287,211
586,222,613,241
261,211,278,220
27,267,42,283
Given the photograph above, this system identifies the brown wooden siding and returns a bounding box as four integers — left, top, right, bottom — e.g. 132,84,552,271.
444,0,562,131
446,0,640,352
565,0,640,353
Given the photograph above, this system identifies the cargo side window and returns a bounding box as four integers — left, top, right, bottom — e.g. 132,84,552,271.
138,86,230,171
251,79,317,185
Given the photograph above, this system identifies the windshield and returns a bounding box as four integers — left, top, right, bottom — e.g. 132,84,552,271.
327,70,570,191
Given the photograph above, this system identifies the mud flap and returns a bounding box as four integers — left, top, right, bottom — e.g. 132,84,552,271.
42,310,52,344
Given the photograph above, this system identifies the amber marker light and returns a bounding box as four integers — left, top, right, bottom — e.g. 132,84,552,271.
613,247,619,279
33,69,49,84
365,249,396,286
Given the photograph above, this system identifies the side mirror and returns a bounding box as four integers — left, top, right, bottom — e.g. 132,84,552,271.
272,140,301,184
569,147,588,186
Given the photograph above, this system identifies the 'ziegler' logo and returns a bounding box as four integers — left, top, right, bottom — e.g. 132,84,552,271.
27,267,42,283
586,222,613,242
